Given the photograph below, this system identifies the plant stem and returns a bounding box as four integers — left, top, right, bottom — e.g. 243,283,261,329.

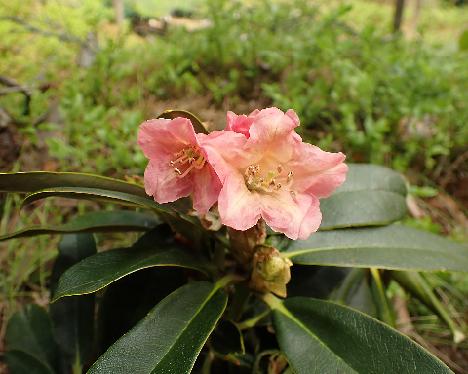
237,309,270,330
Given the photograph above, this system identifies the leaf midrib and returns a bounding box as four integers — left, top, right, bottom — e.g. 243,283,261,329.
285,245,465,259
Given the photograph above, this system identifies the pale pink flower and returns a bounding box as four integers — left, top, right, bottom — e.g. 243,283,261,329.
200,107,347,240
138,117,221,214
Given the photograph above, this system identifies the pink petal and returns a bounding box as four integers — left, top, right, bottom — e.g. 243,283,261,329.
144,159,192,204
217,173,261,231
290,142,347,197
305,163,348,198
225,111,254,138
248,107,299,144
260,191,322,240
138,117,197,160
285,109,300,126
192,166,222,214
198,131,252,182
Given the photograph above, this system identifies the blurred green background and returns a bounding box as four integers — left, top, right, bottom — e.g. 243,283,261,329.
0,0,467,370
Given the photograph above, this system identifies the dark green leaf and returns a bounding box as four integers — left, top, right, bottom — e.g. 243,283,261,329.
5,350,54,374
285,225,468,272
97,267,187,353
88,281,227,373
268,296,452,373
211,320,245,356
0,210,160,241
287,266,349,299
158,109,208,134
53,228,209,301
5,305,59,373
319,164,407,230
0,171,146,197
50,234,97,372
22,187,167,212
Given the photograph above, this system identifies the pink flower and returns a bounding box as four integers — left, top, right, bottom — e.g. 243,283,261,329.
200,107,347,240
138,117,221,214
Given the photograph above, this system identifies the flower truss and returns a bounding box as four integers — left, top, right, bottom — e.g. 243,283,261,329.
138,107,347,240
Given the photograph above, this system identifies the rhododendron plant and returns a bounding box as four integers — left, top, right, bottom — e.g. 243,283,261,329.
1,108,464,374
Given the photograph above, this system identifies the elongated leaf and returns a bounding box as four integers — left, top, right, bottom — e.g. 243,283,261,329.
0,210,160,241
5,304,59,373
50,234,97,372
319,164,407,230
97,268,187,352
285,225,468,272
158,109,208,134
88,281,227,373
268,295,452,373
320,190,407,230
5,350,54,374
335,164,407,195
53,227,209,300
22,187,167,212
0,171,146,197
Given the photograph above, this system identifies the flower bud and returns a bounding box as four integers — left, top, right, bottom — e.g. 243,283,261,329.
250,246,293,297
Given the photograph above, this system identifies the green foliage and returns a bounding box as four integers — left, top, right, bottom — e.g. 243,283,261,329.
2,0,465,179
269,295,451,373
2,162,466,373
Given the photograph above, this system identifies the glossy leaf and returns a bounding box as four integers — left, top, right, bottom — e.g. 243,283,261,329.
5,304,59,373
22,187,167,212
320,164,407,230
268,295,452,373
285,225,468,272
158,109,208,134
0,210,160,241
49,234,97,372
0,171,146,197
97,267,187,352
53,227,209,301
88,281,227,373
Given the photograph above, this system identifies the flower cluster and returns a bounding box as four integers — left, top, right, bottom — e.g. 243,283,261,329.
138,108,347,240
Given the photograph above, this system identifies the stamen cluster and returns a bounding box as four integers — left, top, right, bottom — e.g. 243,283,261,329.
170,146,206,178
138,107,347,240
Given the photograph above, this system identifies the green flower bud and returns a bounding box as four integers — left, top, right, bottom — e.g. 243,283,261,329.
250,246,293,297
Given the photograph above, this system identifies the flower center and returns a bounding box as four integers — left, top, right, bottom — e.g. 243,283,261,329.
244,164,294,194
170,146,206,178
